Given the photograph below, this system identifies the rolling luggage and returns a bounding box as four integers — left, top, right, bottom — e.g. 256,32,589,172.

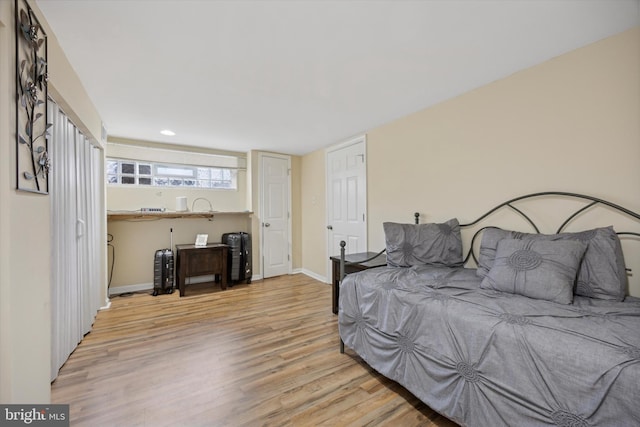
152,248,174,296
153,228,174,296
222,232,252,285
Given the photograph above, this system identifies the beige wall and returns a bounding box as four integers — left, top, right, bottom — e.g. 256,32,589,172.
107,185,247,213
301,149,327,279
301,27,640,296
0,0,104,403
291,155,302,271
249,150,261,275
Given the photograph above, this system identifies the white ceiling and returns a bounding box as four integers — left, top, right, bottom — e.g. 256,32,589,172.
36,0,639,156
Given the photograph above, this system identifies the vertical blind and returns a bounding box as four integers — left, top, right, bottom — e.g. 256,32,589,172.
49,99,104,381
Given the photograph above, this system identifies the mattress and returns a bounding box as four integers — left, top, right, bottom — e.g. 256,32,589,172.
338,265,640,427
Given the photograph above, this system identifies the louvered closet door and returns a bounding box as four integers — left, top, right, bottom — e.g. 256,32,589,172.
75,129,90,332
49,99,103,381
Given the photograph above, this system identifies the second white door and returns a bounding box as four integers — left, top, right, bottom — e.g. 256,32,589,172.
261,153,291,278
326,137,367,259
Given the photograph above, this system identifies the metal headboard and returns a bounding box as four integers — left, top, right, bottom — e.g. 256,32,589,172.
459,191,640,266
337,213,419,280
338,191,640,278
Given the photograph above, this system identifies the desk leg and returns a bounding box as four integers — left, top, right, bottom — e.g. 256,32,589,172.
178,274,186,297
221,248,228,290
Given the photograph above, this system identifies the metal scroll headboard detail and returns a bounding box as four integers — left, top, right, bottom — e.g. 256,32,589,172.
338,191,640,274
337,212,420,274
459,191,640,266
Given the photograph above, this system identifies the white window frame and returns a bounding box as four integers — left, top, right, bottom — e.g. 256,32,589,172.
106,158,237,190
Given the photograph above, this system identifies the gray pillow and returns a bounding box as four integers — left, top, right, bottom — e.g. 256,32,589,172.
477,228,513,278
480,239,588,304
384,219,463,267
476,226,627,301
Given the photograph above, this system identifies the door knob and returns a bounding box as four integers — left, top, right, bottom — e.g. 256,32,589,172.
326,225,333,230
264,222,271,227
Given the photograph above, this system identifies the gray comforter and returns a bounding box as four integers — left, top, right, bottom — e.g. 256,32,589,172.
338,265,640,427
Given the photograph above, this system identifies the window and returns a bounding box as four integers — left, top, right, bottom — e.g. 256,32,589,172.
106,158,237,189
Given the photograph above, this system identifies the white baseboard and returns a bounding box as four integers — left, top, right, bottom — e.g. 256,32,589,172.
301,268,328,284
109,271,326,296
109,282,153,296
251,270,327,283
108,274,223,296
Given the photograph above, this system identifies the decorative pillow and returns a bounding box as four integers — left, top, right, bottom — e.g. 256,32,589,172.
477,228,513,278
476,226,627,301
480,239,588,304
384,219,463,268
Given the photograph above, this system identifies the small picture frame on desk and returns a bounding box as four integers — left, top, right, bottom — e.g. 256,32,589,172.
195,234,208,246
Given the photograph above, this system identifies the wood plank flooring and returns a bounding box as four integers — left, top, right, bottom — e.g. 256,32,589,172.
51,274,459,427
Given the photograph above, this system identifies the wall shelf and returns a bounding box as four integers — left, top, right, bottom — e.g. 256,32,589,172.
107,211,253,222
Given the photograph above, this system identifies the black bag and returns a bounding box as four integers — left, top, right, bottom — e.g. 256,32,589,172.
222,232,252,285
153,248,174,296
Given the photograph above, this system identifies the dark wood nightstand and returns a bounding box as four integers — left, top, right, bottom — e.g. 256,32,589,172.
330,251,387,314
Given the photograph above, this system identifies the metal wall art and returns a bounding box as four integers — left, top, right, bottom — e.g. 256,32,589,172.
15,0,49,194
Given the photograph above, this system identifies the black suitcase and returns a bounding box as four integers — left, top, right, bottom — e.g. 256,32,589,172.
222,232,252,285
152,248,174,296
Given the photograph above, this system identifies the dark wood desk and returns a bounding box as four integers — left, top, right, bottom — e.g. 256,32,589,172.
175,243,229,296
330,251,387,314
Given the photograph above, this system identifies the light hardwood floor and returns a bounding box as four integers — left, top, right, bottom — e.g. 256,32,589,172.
51,274,459,427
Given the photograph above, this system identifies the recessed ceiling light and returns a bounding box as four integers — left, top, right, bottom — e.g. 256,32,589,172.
160,129,176,136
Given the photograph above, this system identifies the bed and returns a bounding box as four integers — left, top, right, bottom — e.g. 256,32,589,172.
338,192,640,427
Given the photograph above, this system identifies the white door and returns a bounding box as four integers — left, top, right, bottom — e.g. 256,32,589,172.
261,153,291,278
326,136,367,261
